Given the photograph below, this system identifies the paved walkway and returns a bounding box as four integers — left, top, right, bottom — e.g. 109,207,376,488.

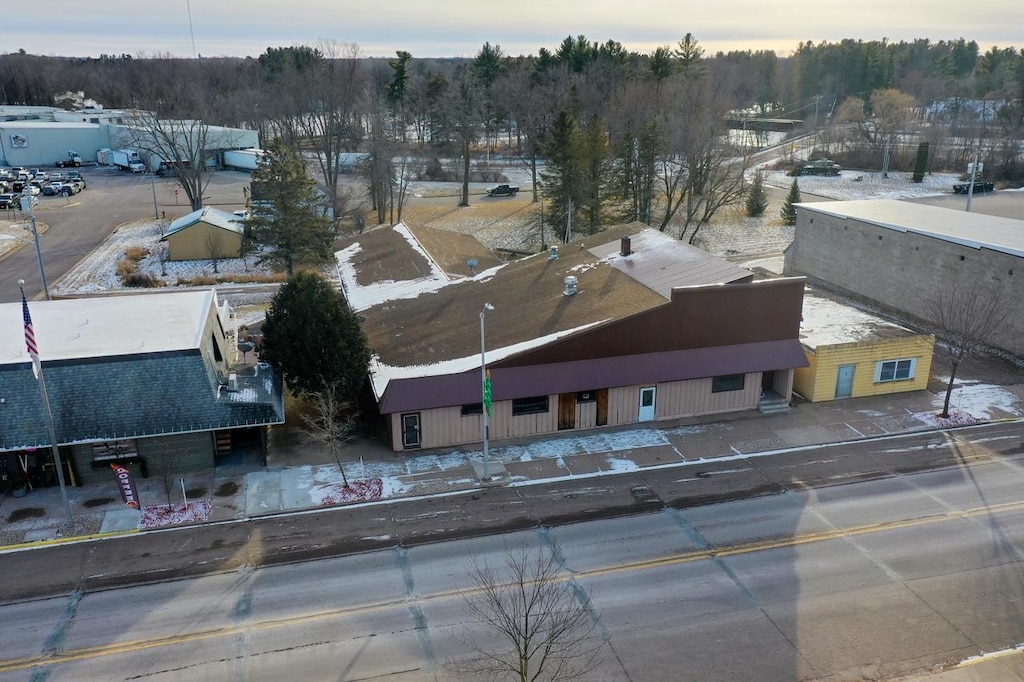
2,382,1022,550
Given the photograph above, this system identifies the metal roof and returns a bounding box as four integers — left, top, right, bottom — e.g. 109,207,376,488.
163,206,246,239
797,199,1024,258
588,230,753,296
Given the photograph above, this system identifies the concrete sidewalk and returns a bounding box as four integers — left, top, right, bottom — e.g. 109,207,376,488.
2,383,1022,550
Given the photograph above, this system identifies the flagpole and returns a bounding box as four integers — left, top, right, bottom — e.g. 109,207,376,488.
19,281,73,525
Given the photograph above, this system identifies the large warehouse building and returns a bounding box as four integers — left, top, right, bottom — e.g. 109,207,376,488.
783,199,1024,357
0,105,257,168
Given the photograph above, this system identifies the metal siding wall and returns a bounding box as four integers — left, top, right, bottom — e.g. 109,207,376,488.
812,336,935,402
607,386,640,425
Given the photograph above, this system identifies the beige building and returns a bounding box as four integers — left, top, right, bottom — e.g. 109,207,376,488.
161,206,245,261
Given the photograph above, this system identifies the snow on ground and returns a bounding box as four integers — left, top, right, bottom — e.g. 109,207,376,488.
140,499,212,529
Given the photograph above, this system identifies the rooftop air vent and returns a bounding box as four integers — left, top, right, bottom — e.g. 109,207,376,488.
564,275,578,296
549,246,559,260
620,236,631,257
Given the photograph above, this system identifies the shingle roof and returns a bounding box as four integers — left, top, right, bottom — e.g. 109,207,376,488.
797,199,1024,258
0,354,283,452
162,206,245,239
336,223,755,399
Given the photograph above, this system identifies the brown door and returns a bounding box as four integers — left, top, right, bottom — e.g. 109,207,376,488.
558,393,576,430
596,389,609,426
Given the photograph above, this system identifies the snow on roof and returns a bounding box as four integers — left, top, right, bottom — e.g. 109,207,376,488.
799,288,917,349
336,222,505,312
369,319,608,399
0,290,216,366
163,206,245,238
797,199,1024,258
0,121,100,129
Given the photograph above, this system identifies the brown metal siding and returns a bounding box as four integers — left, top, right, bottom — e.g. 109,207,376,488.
494,278,805,368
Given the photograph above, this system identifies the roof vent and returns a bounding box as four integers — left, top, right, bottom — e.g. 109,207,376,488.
620,236,631,257
564,275,578,296
466,258,478,275
549,246,559,260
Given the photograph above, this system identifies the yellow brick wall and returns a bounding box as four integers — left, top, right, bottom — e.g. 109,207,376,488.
796,335,934,402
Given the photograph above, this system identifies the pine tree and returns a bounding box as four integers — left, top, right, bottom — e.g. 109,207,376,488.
260,272,370,398
745,170,769,217
912,142,929,183
247,140,334,275
780,178,801,226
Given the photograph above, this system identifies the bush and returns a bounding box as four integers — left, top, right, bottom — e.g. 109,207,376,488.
174,272,289,287
122,272,164,288
124,246,150,262
116,259,138,279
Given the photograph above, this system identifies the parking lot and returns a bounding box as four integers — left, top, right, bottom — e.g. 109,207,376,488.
0,166,253,303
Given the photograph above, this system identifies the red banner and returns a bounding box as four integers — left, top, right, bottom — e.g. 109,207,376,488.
110,463,141,510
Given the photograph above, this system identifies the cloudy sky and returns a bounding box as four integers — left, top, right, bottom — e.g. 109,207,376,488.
12,1,1024,59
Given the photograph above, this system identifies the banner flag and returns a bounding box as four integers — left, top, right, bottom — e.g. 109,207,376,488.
483,370,492,416
110,463,141,510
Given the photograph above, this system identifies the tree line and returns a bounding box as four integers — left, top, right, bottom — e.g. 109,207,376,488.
2,35,1022,242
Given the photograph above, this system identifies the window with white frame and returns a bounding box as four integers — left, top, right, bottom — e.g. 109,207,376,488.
876,358,916,382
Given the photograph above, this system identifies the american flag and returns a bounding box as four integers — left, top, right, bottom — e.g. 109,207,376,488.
21,289,41,378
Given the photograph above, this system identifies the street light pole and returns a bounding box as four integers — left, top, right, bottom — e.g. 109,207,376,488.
24,197,51,300
480,303,494,480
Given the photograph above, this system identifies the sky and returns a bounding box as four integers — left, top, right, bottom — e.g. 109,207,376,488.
10,1,1024,60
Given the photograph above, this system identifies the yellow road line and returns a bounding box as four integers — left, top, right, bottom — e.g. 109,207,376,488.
4,497,1024,673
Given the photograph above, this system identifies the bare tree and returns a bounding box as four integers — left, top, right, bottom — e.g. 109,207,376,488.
452,543,602,681
205,229,224,274
118,110,225,211
925,284,1008,418
301,383,358,487
298,40,366,221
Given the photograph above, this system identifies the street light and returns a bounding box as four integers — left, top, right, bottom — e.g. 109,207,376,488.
480,303,494,480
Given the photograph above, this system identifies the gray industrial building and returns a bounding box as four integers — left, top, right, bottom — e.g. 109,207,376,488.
0,105,257,169
783,199,1024,357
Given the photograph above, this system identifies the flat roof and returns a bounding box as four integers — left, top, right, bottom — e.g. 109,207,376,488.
797,199,1024,258
800,288,918,349
0,121,100,130
0,290,215,366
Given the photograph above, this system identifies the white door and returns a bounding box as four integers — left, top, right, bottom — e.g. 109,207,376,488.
638,386,656,422
835,365,855,399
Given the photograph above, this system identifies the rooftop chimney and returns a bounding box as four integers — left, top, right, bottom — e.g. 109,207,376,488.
564,275,578,296
620,236,631,257
549,246,559,260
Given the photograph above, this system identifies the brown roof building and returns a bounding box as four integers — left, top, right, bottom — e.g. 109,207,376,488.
337,223,808,453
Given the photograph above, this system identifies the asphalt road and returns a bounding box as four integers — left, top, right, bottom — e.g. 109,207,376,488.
0,422,1020,606
0,168,251,303
3,422,1024,680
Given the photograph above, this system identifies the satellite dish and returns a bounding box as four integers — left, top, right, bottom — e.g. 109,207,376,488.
467,258,478,275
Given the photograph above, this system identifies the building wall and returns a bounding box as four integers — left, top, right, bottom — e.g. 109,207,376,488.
784,209,1023,356
391,372,764,451
794,335,934,402
167,223,242,261
68,431,215,485
0,124,108,166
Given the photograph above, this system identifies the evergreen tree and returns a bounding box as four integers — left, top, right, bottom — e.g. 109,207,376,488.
745,170,769,217
912,142,930,183
247,140,334,275
259,272,370,398
540,111,584,241
780,178,801,225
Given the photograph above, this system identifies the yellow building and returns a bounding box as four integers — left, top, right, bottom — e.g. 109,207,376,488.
161,206,245,261
794,289,934,402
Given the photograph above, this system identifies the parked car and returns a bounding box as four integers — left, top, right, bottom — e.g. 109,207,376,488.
66,171,86,188
60,182,81,196
43,183,64,196
0,193,20,209
23,184,40,196
48,172,64,183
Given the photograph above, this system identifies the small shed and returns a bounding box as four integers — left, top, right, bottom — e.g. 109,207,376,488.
161,206,245,261
793,289,934,402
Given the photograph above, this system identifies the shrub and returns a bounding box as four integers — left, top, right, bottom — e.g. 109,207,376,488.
116,259,138,278
124,246,150,262
122,272,164,288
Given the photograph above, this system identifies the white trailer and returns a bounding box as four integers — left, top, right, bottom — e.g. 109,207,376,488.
223,148,265,172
